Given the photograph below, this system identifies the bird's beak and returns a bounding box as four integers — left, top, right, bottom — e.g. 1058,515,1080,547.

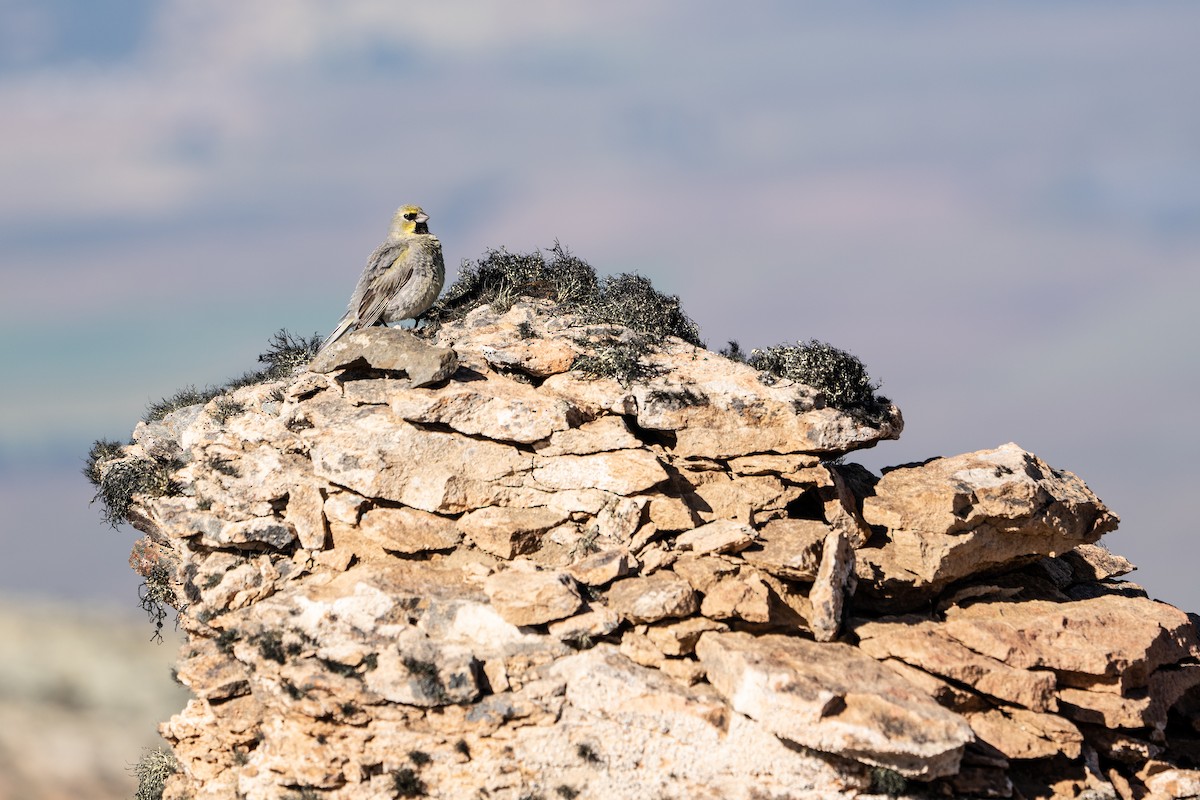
415,212,429,224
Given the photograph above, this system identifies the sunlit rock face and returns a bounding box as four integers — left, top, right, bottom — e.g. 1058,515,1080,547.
97,300,1199,800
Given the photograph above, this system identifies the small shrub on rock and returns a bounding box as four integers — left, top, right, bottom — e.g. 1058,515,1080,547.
92,455,182,527
132,747,178,800
750,339,890,421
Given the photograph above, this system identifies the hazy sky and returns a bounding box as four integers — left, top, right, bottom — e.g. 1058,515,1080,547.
2,1,1197,614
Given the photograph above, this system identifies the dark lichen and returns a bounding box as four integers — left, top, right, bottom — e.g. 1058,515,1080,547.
570,334,662,387
145,385,223,423
869,766,909,796
209,395,246,424
83,438,126,487
92,455,183,527
140,564,182,642
392,768,427,797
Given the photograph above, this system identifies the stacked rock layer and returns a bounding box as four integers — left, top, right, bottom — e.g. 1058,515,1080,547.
111,301,1200,800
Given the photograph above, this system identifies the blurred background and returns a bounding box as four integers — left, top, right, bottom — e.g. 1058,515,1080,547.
1,2,1198,796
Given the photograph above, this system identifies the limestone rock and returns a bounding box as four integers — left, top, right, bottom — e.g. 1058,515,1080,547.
739,518,829,580
483,565,583,626
531,449,668,495
457,506,568,559
606,571,698,624
671,554,740,594
854,616,1059,712
700,570,775,624
942,595,1200,689
389,376,575,444
566,548,636,586
306,404,531,513
808,529,855,642
963,706,1084,760
429,301,581,378
695,631,975,778
103,294,1200,800
857,443,1119,607
674,519,758,555
307,326,458,386
535,415,641,456
358,505,461,553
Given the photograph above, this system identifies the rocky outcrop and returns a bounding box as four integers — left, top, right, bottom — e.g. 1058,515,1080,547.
98,299,1200,800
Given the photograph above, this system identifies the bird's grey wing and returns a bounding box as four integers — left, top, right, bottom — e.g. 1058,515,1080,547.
353,240,416,328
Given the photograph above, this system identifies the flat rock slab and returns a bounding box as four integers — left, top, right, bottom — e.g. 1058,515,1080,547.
307,327,458,386
483,567,582,626
857,443,1119,607
963,706,1083,761
695,631,974,778
674,519,758,555
942,594,1200,689
739,518,829,581
853,616,1059,712
606,571,699,624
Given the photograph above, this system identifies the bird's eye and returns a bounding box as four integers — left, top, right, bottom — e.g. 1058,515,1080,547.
403,212,418,221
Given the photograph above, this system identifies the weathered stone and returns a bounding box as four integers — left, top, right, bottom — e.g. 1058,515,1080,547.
674,519,758,555
726,453,820,476
110,293,1200,800
646,494,698,531
644,617,728,656
546,606,621,642
543,645,869,797
808,529,855,642
457,506,568,559
531,449,668,495
671,554,741,594
875,657,979,710
430,301,581,378
567,548,636,586
700,571,774,624
483,565,582,626
1062,543,1136,582
692,475,798,523
536,415,641,456
857,443,1119,607
307,326,458,386
201,555,282,611
964,706,1083,760
1143,768,1200,800
696,631,975,778
389,376,575,444
942,595,1200,689
593,495,648,543
606,571,698,624
306,405,531,513
363,636,481,707
322,491,366,526
283,482,327,550
801,462,875,548
210,517,297,549
175,650,250,702
359,505,461,553
854,617,1058,712
1058,664,1200,729
637,541,677,574
627,345,902,459
739,518,829,581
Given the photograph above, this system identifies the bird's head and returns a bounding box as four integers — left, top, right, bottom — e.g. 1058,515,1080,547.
390,204,430,236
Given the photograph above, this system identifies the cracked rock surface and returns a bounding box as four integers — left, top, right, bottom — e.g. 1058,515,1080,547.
100,300,1200,800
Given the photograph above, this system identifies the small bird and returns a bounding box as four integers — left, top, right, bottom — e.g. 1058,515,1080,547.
319,204,446,352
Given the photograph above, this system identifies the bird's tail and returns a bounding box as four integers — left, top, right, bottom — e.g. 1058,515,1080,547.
317,314,356,354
